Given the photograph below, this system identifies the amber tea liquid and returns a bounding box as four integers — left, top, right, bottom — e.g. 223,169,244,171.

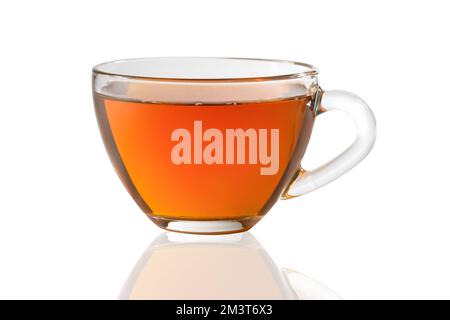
94,93,314,224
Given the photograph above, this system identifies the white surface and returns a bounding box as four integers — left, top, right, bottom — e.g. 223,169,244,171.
118,233,340,300
0,0,449,299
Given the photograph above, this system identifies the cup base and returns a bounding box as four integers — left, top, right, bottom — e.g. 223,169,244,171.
149,216,262,235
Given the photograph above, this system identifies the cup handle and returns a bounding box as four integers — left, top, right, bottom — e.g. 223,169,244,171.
283,89,376,198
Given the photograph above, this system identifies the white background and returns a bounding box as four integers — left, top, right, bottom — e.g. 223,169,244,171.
0,0,449,299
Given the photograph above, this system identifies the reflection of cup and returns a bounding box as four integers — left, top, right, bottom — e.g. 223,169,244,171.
120,233,341,300
93,57,376,234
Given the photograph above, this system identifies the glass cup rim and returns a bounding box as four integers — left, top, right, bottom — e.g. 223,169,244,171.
92,57,319,82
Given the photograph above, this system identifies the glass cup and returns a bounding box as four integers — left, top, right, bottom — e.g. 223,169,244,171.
92,57,376,234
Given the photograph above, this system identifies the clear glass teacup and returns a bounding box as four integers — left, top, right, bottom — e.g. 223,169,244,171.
92,57,376,234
